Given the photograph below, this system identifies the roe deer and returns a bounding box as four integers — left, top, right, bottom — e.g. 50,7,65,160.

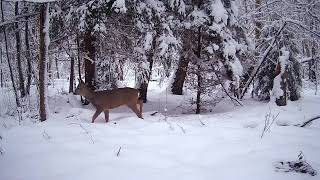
74,80,143,123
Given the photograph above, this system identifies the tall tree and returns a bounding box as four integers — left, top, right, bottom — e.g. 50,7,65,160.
172,0,248,113
1,0,20,107
24,4,32,95
69,56,75,93
39,3,50,121
15,2,26,98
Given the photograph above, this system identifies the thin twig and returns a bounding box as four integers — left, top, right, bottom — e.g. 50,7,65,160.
42,130,51,141
261,108,279,138
116,146,121,157
79,123,95,144
211,66,243,106
199,119,206,126
176,123,186,134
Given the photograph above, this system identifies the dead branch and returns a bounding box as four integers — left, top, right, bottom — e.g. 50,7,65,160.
150,111,158,116
300,116,320,127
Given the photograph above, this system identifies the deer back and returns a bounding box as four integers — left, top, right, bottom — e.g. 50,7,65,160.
93,88,139,109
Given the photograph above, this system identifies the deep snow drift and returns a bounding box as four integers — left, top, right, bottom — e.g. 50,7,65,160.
0,80,319,180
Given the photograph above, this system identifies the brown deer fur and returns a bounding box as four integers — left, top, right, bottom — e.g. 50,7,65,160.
75,80,143,123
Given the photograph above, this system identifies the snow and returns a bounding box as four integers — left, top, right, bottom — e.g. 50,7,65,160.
212,43,219,51
279,47,290,74
190,9,209,26
0,80,320,180
228,0,240,26
229,57,243,85
23,0,57,2
140,0,165,18
93,23,107,33
157,28,179,57
210,0,228,25
271,47,290,100
230,0,240,18
113,0,127,13
169,0,186,15
272,74,284,99
144,32,153,51
205,44,219,54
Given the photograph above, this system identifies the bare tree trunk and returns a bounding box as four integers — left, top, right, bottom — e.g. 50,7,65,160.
25,14,32,95
84,30,96,90
0,48,3,88
54,57,60,79
308,60,316,81
196,27,202,114
76,35,84,103
171,28,194,95
1,0,20,107
309,37,316,82
315,60,318,95
39,3,50,121
81,30,96,105
69,56,74,93
15,2,26,98
76,36,81,81
171,49,190,95
139,35,156,103
255,0,262,42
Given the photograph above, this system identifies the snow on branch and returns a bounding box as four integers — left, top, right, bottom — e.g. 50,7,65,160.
0,12,38,28
270,47,289,101
285,19,320,39
240,22,287,99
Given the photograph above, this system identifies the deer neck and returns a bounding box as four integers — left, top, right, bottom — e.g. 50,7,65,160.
82,88,95,102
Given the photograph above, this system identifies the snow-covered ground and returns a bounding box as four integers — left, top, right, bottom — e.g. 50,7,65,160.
0,80,319,180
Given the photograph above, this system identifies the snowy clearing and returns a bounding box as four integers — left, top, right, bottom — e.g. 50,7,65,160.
0,81,319,180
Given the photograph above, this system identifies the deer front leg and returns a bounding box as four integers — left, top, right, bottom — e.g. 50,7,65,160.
128,104,143,119
91,109,102,123
104,110,109,123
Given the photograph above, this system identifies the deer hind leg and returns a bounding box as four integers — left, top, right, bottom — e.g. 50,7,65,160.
104,110,109,123
127,104,143,119
137,99,143,117
92,109,102,123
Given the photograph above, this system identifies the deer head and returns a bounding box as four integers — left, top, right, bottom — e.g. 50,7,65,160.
74,80,91,97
